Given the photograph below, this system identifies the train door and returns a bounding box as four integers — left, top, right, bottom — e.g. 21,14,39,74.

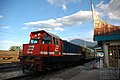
60,40,63,55
40,35,52,55
53,37,59,55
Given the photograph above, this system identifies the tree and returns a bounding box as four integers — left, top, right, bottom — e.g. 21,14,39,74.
9,46,20,51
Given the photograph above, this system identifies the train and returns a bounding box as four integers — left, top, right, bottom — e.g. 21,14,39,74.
20,30,95,73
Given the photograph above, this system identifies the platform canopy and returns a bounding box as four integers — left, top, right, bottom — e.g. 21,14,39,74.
92,4,120,41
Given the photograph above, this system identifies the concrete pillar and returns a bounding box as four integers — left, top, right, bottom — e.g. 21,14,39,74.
103,43,109,67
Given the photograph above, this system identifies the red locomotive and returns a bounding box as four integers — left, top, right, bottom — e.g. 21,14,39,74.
20,30,94,73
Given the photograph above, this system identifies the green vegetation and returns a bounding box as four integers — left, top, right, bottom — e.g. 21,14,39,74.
9,46,20,51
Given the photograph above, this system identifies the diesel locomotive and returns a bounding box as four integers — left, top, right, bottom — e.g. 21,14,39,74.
20,30,94,73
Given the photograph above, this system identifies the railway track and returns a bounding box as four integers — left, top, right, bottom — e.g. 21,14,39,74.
2,60,96,80
1,62,81,80
5,74,33,80
4,67,72,80
0,62,21,73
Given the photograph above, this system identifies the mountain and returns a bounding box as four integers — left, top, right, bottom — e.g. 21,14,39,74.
69,39,97,47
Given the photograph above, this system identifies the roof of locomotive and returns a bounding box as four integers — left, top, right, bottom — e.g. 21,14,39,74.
31,30,61,39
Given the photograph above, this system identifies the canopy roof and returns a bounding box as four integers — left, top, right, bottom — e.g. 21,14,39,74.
92,4,120,41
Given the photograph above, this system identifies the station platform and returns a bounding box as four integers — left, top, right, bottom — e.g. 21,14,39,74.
70,59,120,80
43,59,120,80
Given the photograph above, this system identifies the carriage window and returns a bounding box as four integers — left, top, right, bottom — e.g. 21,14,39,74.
42,35,51,44
30,39,38,44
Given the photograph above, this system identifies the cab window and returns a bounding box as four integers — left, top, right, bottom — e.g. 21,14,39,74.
30,39,38,44
42,35,51,44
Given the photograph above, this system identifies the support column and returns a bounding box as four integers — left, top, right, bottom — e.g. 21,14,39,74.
103,43,109,67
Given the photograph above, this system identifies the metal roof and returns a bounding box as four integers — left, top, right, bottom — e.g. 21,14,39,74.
93,5,120,41
31,30,61,39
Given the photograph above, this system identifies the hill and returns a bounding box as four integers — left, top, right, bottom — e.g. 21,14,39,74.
69,39,96,47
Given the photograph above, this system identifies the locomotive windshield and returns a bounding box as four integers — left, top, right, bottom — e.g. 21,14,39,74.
42,35,51,44
30,39,39,44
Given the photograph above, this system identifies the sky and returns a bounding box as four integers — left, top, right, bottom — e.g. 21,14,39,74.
0,0,120,50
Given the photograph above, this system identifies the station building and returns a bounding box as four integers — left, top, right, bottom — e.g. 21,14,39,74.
92,5,120,67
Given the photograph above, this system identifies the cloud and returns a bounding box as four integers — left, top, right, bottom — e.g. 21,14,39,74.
24,10,92,31
0,40,23,50
54,27,64,31
96,0,120,20
61,4,67,11
47,0,81,11
1,26,11,29
0,15,3,18
62,30,94,42
22,27,28,30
